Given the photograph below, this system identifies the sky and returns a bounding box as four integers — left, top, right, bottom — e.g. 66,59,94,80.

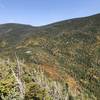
0,0,100,26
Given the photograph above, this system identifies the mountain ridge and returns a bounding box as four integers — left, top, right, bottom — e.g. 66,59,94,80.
0,13,100,100
0,13,100,27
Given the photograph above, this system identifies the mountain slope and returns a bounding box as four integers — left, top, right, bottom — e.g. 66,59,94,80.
0,14,100,100
0,23,36,45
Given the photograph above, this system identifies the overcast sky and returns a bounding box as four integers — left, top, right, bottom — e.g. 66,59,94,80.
0,0,100,26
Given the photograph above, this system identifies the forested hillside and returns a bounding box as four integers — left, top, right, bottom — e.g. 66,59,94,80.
0,14,100,100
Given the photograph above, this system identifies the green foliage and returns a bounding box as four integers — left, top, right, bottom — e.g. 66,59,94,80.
0,14,100,99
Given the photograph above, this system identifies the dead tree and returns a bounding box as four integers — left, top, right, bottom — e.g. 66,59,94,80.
7,54,25,100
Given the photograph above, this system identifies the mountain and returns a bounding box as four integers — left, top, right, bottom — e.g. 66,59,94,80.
0,14,100,100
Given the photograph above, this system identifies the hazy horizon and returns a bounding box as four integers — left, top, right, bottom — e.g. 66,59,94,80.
0,0,100,26
0,13,99,27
